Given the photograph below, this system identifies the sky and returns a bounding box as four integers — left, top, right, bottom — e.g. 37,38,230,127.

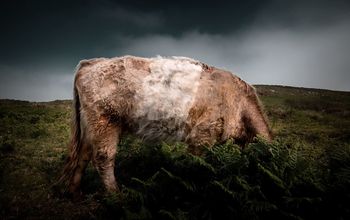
0,0,349,101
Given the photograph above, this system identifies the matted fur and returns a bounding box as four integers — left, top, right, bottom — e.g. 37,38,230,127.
59,55,272,196
133,57,202,141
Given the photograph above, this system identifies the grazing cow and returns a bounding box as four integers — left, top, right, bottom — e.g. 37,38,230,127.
59,55,272,196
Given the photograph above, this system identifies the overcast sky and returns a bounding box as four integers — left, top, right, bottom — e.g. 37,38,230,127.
1,0,349,101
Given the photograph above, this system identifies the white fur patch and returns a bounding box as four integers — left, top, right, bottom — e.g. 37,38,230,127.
134,57,202,141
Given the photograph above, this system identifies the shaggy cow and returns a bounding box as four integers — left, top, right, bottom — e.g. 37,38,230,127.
60,55,272,196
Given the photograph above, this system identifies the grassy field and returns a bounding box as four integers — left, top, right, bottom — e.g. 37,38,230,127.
0,85,349,219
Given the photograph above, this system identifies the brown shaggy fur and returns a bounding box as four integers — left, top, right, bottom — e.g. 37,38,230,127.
58,56,272,196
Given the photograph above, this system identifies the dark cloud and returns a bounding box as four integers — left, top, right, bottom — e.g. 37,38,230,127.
0,0,349,100
116,16,350,91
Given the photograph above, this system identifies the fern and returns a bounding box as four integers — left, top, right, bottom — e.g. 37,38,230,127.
257,163,286,191
107,136,350,219
246,200,277,213
329,144,350,184
158,168,196,192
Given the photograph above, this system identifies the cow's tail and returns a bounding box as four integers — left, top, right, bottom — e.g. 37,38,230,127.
244,87,273,142
56,81,82,190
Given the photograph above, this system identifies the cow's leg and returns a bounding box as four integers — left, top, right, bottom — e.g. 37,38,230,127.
68,139,92,197
186,119,223,155
90,120,121,192
244,101,273,142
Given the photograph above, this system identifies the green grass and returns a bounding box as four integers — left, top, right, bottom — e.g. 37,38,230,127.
0,85,349,219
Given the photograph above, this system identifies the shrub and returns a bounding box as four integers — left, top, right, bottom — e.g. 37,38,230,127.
104,138,346,220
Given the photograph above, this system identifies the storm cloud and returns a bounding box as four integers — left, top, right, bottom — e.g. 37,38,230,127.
118,18,350,91
0,0,349,101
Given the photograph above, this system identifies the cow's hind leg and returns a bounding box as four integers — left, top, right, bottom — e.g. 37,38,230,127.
68,139,92,197
90,119,121,192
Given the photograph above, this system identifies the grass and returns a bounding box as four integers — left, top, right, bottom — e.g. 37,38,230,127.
0,85,349,219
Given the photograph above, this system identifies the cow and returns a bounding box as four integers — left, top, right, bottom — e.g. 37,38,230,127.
59,55,272,197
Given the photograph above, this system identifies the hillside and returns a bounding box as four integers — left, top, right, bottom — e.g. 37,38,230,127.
0,85,349,219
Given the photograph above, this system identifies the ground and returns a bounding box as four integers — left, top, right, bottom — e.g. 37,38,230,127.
0,85,349,219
